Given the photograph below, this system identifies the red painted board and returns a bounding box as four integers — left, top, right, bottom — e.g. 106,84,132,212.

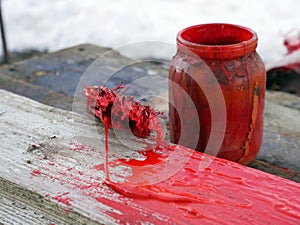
31,142,300,225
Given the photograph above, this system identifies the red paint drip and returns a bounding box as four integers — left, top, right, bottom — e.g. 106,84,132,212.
84,84,164,181
219,46,232,88
104,124,110,182
84,84,177,200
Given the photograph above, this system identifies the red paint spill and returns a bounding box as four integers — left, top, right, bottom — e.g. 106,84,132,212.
53,192,72,206
53,196,71,206
69,142,96,152
48,162,55,166
84,84,164,182
83,84,203,205
81,84,300,224
27,84,300,223
31,169,42,176
95,144,300,224
92,164,104,171
61,207,71,213
29,141,300,224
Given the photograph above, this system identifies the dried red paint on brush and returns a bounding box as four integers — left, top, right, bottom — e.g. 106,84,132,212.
83,84,163,142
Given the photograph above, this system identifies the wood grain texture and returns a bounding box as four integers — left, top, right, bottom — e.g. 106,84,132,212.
1,89,300,224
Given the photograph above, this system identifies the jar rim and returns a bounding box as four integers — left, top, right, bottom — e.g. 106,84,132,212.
177,23,258,59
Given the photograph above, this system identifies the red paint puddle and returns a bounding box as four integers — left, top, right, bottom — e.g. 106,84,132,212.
92,141,173,173
119,145,169,166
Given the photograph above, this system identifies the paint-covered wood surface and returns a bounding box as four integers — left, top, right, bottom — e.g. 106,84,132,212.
0,89,300,224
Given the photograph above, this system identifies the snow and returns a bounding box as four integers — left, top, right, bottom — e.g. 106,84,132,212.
3,0,300,63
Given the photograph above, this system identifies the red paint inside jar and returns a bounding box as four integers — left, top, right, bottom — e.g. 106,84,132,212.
177,23,258,59
180,23,254,46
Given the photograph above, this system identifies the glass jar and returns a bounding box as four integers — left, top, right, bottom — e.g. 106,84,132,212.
169,23,266,165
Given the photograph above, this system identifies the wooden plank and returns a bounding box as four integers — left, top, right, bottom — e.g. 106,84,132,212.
1,89,300,224
0,177,97,225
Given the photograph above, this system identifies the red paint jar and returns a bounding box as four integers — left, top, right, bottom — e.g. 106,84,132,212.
169,23,266,164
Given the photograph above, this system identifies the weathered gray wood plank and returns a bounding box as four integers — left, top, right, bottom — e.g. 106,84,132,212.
0,88,123,224
0,177,70,225
0,87,187,224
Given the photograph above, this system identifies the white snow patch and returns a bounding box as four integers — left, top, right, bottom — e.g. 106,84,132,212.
2,0,300,63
